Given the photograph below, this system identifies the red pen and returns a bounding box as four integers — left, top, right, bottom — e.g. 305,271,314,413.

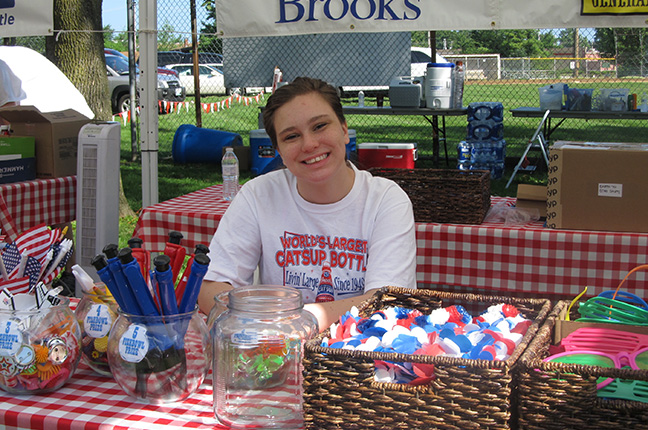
175,244,210,305
128,237,151,285
164,231,186,284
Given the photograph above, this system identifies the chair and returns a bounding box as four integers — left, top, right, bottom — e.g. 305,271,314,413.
505,109,551,189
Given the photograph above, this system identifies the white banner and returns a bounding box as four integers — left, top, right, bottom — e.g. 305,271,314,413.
215,0,648,38
0,0,53,38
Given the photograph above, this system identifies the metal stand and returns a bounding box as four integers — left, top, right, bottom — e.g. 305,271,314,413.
505,109,551,189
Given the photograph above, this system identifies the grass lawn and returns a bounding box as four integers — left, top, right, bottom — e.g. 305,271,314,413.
116,78,648,244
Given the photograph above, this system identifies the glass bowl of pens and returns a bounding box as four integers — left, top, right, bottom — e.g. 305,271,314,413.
0,293,82,394
92,241,212,404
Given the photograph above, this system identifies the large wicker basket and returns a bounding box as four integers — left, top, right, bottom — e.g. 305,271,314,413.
517,300,648,430
368,168,491,224
302,286,551,430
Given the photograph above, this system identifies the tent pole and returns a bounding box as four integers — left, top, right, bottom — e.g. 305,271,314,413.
139,0,159,208
429,31,440,167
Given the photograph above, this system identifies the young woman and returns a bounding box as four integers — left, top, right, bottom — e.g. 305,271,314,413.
198,77,416,330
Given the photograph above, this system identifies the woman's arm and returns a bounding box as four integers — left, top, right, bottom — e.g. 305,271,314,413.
198,280,233,315
304,290,376,332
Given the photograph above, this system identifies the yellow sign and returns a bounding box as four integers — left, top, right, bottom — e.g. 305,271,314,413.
582,0,648,15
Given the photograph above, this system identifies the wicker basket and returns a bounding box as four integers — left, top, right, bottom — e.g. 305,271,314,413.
517,301,648,430
302,286,551,429
368,168,491,224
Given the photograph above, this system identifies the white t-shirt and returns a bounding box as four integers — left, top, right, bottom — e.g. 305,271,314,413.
204,163,417,303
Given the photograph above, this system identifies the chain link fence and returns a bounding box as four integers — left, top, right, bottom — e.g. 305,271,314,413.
4,4,648,167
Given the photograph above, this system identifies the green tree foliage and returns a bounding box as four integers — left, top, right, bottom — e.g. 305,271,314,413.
595,28,648,76
157,22,186,51
414,29,557,57
103,25,129,52
556,28,593,52
469,30,550,57
199,0,222,54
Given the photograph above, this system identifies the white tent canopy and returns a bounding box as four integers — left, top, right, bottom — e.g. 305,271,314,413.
215,0,648,38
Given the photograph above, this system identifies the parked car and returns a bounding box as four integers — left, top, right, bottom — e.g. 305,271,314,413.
157,50,224,68
105,54,186,113
165,63,228,95
104,48,179,78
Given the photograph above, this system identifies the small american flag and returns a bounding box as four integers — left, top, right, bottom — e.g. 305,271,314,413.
23,255,42,290
0,276,30,296
2,243,21,274
15,224,52,262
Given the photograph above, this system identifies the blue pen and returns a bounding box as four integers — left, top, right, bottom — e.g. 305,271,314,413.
90,254,127,310
178,253,210,314
153,254,179,316
118,248,160,317
103,244,142,315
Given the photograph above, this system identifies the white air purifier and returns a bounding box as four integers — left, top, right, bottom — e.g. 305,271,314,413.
75,122,121,295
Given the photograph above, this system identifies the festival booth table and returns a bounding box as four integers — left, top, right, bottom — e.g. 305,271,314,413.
0,176,77,242
0,363,229,429
133,187,648,300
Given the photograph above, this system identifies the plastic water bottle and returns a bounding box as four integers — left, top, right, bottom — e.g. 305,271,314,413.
221,147,239,201
452,61,465,108
358,90,365,107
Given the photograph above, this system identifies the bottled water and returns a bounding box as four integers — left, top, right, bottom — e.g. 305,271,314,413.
358,90,365,107
221,147,239,201
452,61,465,108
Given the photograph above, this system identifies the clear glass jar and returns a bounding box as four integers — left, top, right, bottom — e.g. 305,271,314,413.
212,285,318,429
107,307,209,404
0,297,81,394
75,288,119,376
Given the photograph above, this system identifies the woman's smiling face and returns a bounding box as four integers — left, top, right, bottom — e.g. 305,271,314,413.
274,91,349,189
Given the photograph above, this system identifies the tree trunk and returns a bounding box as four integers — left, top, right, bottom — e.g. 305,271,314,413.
46,0,136,218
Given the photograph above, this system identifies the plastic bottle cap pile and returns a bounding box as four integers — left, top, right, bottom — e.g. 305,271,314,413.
322,303,532,384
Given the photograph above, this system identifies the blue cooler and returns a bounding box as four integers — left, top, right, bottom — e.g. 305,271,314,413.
347,129,356,160
250,129,283,176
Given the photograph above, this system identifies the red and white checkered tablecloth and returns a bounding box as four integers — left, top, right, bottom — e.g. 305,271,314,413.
417,196,648,300
132,184,229,253
0,298,303,430
0,176,76,242
132,187,648,300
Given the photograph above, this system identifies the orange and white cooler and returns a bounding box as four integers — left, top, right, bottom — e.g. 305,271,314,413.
357,143,417,169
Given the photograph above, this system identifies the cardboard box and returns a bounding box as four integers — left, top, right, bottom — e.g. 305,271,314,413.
516,183,547,218
221,145,250,172
0,106,90,178
546,141,648,233
0,136,36,184
357,143,417,169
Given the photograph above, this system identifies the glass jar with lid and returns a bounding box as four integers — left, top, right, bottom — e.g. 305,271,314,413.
74,286,119,376
212,285,318,428
0,296,81,394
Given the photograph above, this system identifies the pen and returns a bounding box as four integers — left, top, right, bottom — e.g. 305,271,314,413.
153,254,179,316
178,253,210,314
102,244,143,315
175,243,210,303
118,248,160,317
128,237,151,284
91,254,128,312
163,231,186,284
